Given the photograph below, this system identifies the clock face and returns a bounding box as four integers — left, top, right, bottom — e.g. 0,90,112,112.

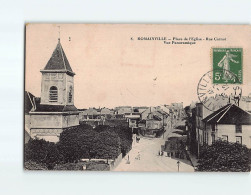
197,70,242,111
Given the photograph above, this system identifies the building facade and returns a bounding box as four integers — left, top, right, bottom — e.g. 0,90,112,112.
202,104,251,148
29,39,79,142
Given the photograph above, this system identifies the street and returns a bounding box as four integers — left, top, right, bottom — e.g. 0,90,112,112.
113,128,195,172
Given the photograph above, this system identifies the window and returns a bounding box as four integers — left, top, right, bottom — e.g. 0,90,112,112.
68,86,73,103
212,134,215,144
49,86,58,102
222,135,228,142
211,124,215,132
236,136,242,144
235,125,242,133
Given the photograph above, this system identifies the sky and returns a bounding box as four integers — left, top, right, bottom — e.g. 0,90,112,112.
25,24,251,109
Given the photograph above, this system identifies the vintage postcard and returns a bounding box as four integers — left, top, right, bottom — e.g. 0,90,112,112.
24,24,251,172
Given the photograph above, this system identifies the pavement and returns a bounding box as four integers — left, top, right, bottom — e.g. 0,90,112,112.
113,128,194,172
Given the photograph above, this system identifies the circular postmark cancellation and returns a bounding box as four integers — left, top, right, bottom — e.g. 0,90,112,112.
197,69,242,111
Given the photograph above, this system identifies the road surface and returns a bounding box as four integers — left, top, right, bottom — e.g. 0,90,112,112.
113,130,194,172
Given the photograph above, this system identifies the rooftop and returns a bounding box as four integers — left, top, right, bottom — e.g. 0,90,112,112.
202,104,251,125
41,39,75,76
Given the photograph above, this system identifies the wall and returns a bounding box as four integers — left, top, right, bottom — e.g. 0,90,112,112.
30,114,63,129
129,119,137,128
40,73,74,105
41,73,66,105
146,120,162,130
141,107,156,120
110,153,123,170
30,113,79,142
30,128,62,142
242,125,251,148
25,114,31,130
217,124,251,148
62,114,79,128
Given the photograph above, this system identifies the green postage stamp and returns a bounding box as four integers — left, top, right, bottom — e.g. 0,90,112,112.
212,48,243,84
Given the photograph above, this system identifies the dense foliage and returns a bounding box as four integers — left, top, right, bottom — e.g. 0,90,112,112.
92,130,121,160
24,139,62,169
24,160,48,170
197,140,250,172
58,124,97,162
94,125,132,156
24,124,132,169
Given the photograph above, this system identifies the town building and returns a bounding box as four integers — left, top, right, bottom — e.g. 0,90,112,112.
166,102,184,124
29,39,79,142
125,113,141,130
162,136,188,159
202,104,251,148
79,108,101,120
239,96,251,112
141,107,157,120
194,103,213,146
132,106,148,113
79,108,103,127
140,109,169,136
100,107,114,119
114,106,132,118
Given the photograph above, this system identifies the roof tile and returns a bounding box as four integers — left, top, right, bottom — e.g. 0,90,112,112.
43,40,73,73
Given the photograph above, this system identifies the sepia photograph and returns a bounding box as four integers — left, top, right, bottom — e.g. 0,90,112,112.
24,24,251,172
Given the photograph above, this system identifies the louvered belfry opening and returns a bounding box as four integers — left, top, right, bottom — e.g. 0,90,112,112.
68,86,73,103
49,86,58,102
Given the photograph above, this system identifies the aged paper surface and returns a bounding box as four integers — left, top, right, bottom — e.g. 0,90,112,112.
25,24,251,172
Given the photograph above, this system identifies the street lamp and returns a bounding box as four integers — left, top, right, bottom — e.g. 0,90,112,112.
177,161,180,172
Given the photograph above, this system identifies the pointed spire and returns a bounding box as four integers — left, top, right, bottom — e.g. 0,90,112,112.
42,40,75,76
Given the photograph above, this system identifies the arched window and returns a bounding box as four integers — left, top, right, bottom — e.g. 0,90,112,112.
68,86,73,103
49,86,58,102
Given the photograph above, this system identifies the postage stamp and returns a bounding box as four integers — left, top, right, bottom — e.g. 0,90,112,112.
212,48,242,84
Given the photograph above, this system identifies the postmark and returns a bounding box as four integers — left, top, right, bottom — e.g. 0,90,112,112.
197,69,242,111
212,48,242,84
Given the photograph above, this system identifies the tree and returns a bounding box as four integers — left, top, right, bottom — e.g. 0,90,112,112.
94,125,111,133
197,140,250,172
94,125,132,156
58,124,96,162
110,125,132,156
92,130,121,161
24,138,61,169
24,138,49,163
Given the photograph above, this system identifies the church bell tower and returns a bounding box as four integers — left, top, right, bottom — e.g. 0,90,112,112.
29,38,79,143
40,38,75,106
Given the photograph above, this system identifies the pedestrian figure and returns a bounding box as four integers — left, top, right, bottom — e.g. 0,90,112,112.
218,50,239,81
135,152,140,160
126,155,130,164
